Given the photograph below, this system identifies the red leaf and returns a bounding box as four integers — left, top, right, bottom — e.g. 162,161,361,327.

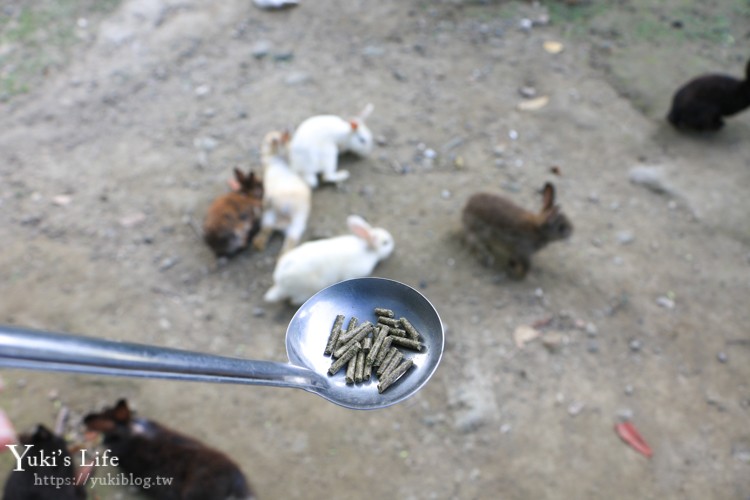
615,421,653,458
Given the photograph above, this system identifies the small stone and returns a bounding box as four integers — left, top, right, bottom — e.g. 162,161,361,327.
585,322,598,336
252,307,266,318
534,288,544,298
423,148,437,160
47,389,60,401
519,86,537,98
624,384,634,396
656,296,675,309
252,40,272,58
586,340,599,353
273,51,294,62
508,129,519,140
616,408,634,421
441,189,451,199
284,72,311,86
159,318,171,330
616,230,635,245
717,352,728,363
500,423,512,434
194,85,211,97
567,401,585,416
629,339,642,352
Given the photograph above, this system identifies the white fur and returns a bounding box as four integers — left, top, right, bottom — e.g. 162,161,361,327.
254,131,311,254
289,104,374,188
264,215,394,305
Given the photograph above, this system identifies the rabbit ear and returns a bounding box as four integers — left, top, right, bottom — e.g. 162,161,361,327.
358,103,374,120
541,183,556,212
33,425,54,441
112,399,131,423
281,129,291,143
347,215,375,246
349,120,359,131
233,167,246,184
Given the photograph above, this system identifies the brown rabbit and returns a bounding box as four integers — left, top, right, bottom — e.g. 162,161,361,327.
203,168,264,257
2,425,87,500
461,182,573,279
83,399,254,500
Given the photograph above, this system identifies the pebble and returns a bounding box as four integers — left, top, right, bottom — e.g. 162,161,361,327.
194,85,211,97
586,340,599,353
629,339,642,352
656,296,675,309
252,307,266,318
252,40,272,58
508,129,519,140
717,352,728,363
500,423,512,434
567,401,585,416
441,189,451,199
519,86,537,98
616,230,635,245
629,165,673,195
624,384,634,395
616,408,634,421
585,322,598,337
284,72,311,86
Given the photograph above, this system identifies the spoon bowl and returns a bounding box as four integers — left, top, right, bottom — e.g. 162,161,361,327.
0,278,444,410
288,277,444,409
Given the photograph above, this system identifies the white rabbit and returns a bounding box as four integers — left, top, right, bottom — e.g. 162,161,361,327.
252,130,311,255
264,214,395,305
289,104,374,188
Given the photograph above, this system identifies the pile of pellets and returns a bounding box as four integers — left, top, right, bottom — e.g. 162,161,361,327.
324,307,423,393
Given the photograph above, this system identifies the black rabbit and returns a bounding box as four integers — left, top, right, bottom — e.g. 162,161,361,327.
83,399,255,500
667,57,750,131
2,425,87,500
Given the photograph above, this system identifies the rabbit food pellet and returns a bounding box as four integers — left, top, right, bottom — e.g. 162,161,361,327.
325,307,423,392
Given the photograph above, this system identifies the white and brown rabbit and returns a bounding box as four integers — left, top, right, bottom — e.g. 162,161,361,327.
203,168,264,258
667,57,750,131
461,182,573,279
289,104,374,188
83,399,255,500
252,130,312,255
264,214,394,305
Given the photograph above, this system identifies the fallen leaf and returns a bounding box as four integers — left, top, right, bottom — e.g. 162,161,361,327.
513,325,540,348
517,95,549,111
615,421,653,458
543,40,564,54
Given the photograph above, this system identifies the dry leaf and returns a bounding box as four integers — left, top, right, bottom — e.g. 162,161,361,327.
543,41,564,54
513,325,540,348
517,95,549,111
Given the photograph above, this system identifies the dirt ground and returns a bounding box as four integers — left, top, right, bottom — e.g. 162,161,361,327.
1,0,749,499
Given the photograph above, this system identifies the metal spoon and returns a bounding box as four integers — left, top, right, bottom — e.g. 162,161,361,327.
0,277,444,410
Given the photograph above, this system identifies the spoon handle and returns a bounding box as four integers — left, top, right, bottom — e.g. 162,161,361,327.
0,325,325,391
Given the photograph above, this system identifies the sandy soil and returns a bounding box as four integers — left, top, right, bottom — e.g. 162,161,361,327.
1,1,749,499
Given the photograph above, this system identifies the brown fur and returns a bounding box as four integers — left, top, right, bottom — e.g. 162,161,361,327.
203,168,263,257
461,183,572,279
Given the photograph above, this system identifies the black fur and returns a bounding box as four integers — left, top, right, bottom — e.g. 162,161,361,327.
83,399,254,500
667,58,750,131
2,425,86,500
